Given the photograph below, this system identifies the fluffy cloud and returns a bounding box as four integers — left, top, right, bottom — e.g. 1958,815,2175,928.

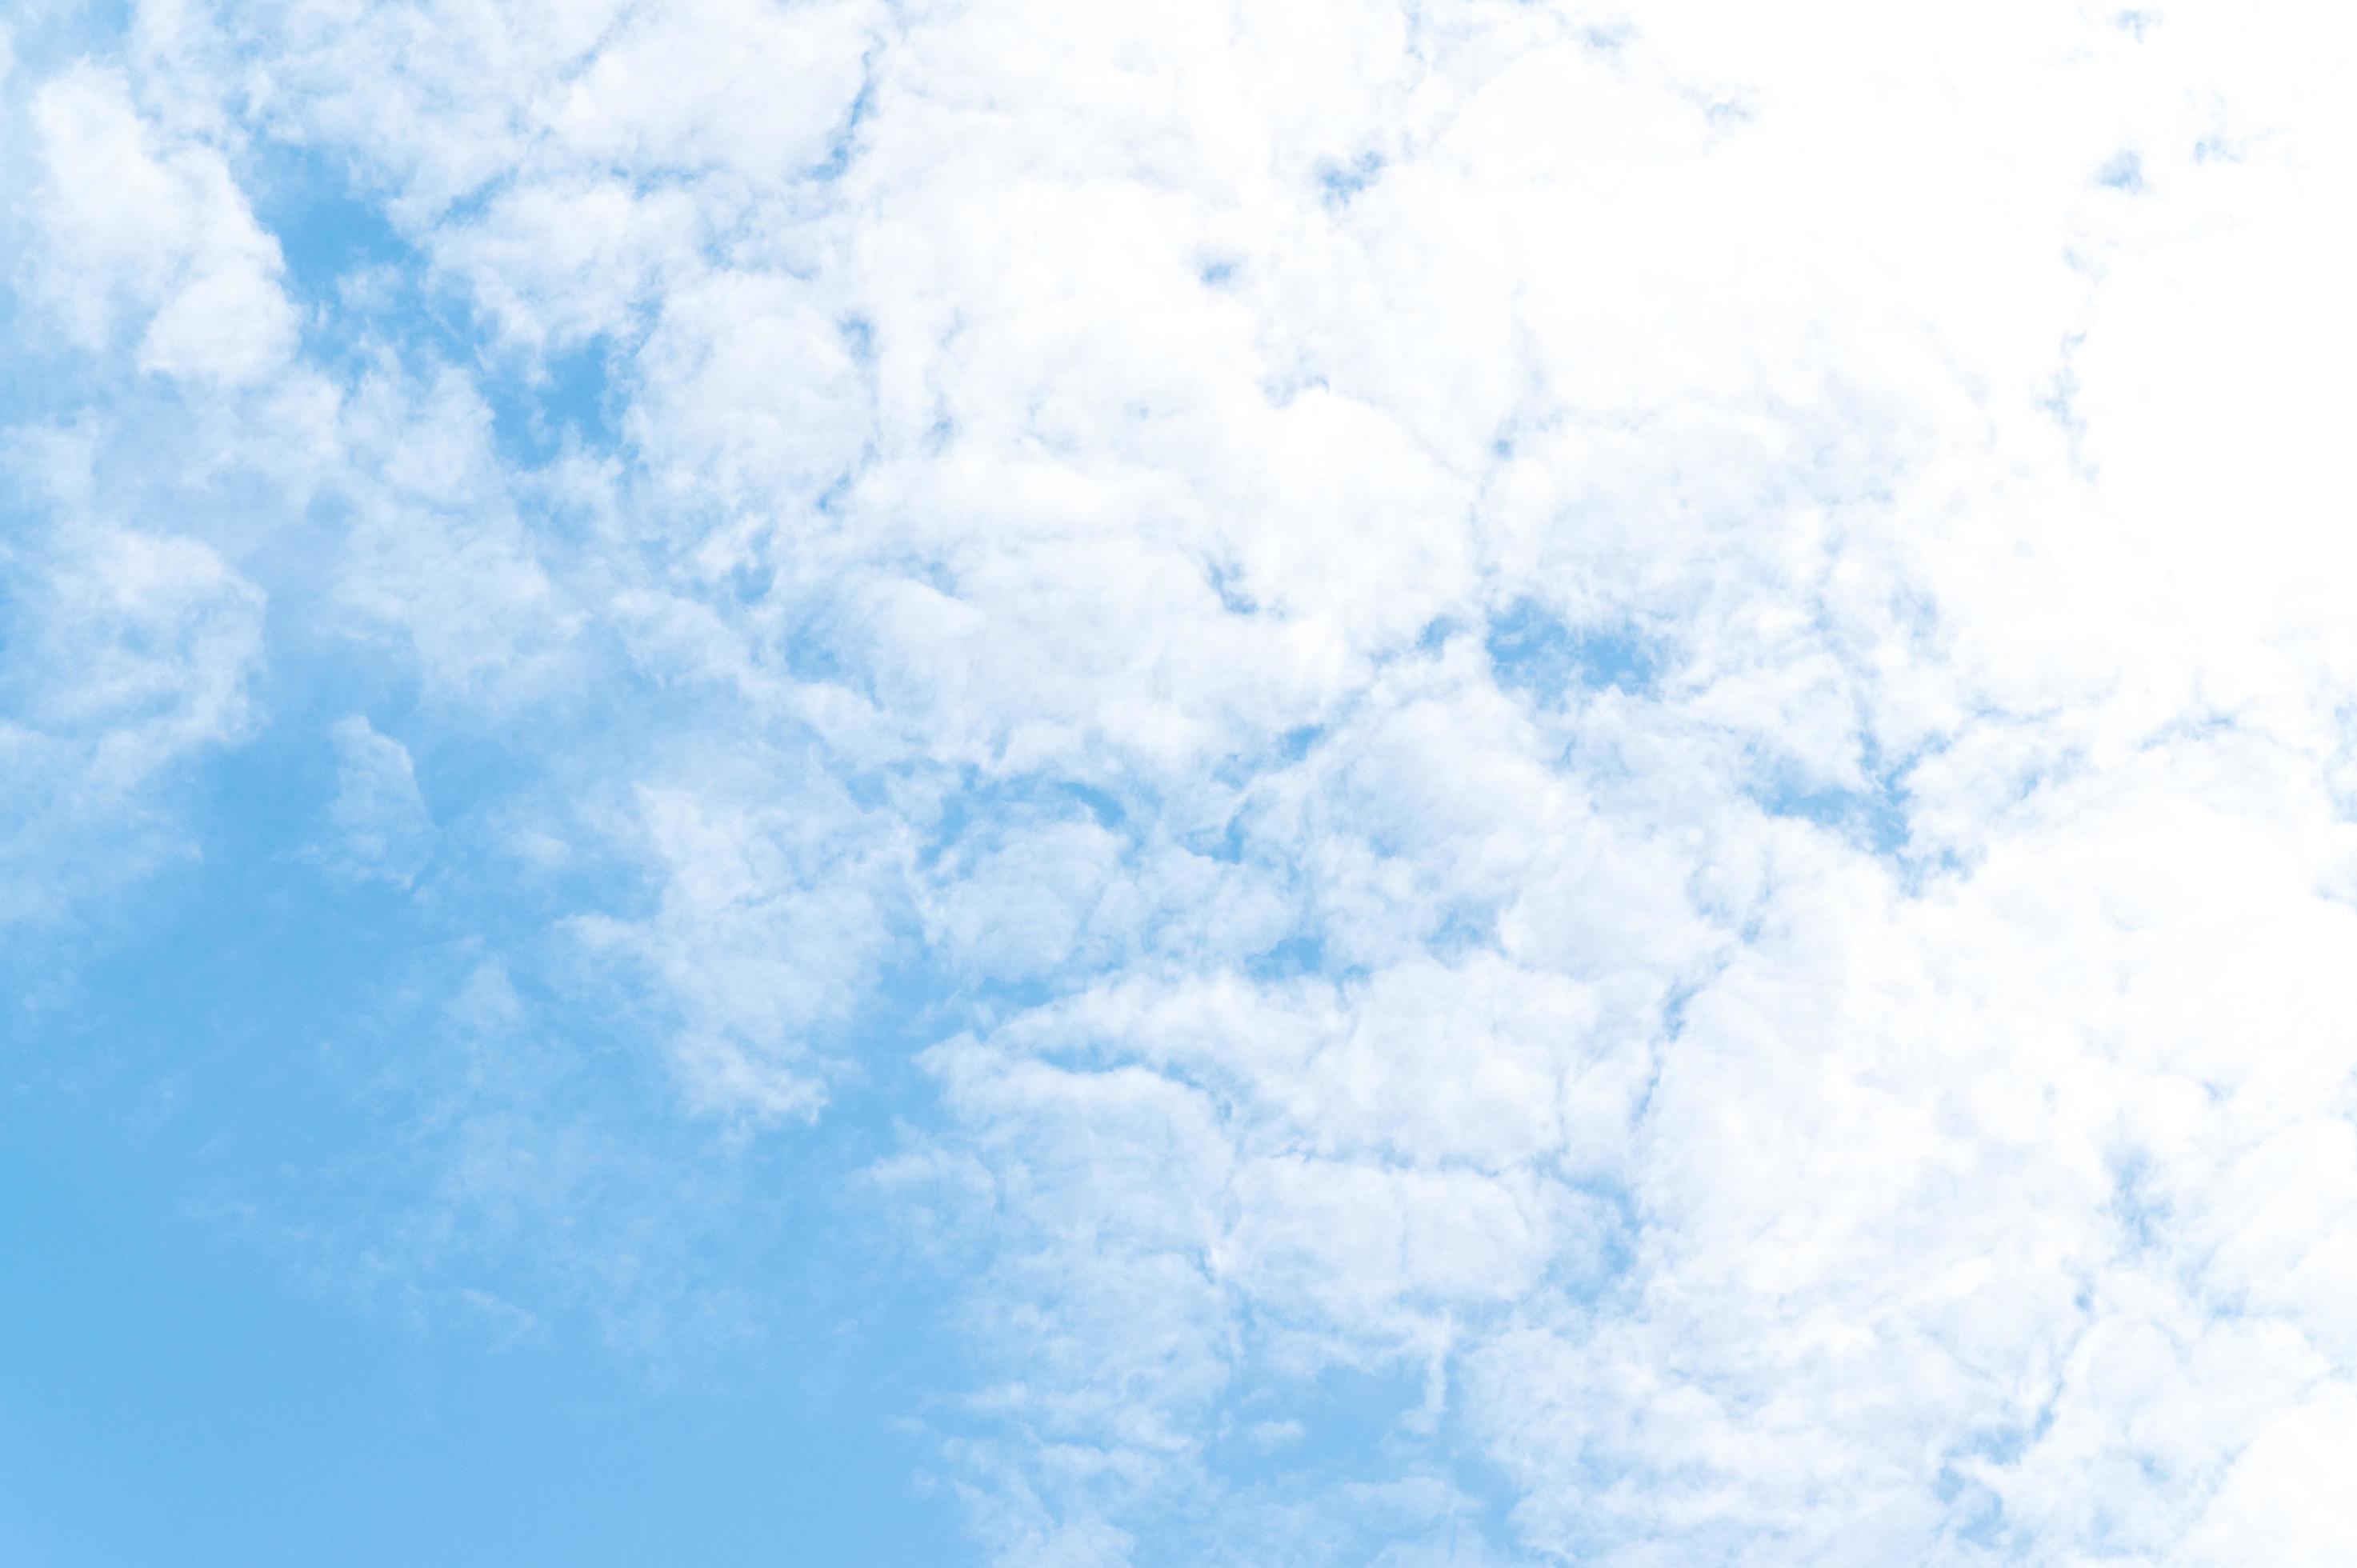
7,0,2357,1562
24,64,298,386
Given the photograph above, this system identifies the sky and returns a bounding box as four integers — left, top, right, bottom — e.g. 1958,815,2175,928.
3,0,2357,1563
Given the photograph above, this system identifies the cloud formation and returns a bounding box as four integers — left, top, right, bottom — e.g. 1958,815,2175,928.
6,0,2357,1562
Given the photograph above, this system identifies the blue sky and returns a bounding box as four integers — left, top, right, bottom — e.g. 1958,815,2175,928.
0,1099,955,1566
8,2,2357,1564
2,690,968,1565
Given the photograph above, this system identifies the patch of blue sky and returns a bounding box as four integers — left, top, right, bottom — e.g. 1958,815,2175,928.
0,269,53,413
488,335,622,462
806,58,880,185
250,153,411,308
1316,151,1385,209
1186,812,1251,863
1484,598,1660,706
1180,1356,1513,1562
2107,1150,2174,1254
1751,767,1911,858
1,1,127,77
1246,932,1328,982
0,694,971,1563
1221,1358,1431,1466
1207,558,1259,615
0,1108,964,1567
1939,1470,2011,1551
242,141,624,466
1278,723,1323,763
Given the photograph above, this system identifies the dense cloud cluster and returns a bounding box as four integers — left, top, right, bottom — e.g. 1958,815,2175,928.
6,1,2356,1561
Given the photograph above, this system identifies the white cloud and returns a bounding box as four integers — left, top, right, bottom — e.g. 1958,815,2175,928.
326,365,587,706
26,65,297,386
0,489,264,930
2182,1383,2357,1566
12,0,2357,1561
568,770,910,1123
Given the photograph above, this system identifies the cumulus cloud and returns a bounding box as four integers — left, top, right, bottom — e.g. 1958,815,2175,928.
24,64,298,386
7,0,2357,1562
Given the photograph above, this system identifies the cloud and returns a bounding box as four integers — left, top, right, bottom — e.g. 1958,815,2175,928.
0,499,264,933
25,65,298,386
8,0,2357,1562
318,714,430,886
